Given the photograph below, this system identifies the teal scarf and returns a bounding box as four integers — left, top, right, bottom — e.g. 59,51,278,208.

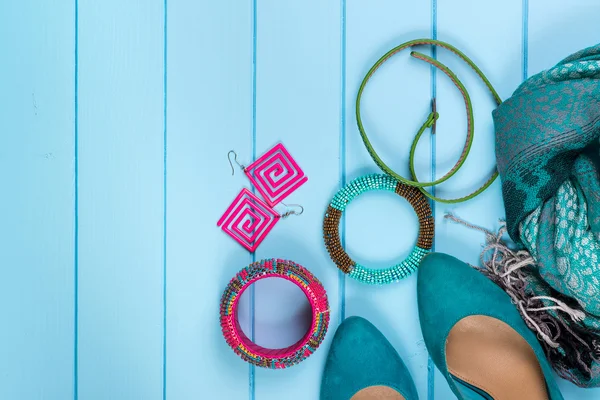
493,44,600,387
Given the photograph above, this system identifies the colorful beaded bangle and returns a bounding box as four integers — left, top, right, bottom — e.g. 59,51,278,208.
323,174,434,284
220,259,330,369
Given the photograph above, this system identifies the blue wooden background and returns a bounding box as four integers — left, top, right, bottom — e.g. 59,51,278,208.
2,0,600,399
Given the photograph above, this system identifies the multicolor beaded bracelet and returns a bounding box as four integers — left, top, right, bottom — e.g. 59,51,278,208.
220,259,330,369
323,174,434,284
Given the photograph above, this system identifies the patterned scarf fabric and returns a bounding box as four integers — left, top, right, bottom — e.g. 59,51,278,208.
493,44,600,387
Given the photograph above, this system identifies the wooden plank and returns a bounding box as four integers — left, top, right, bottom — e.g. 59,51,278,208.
434,0,522,263
77,1,164,398
529,0,600,77
434,0,522,397
344,2,432,399
252,1,341,399
165,0,253,399
529,2,600,398
0,1,75,398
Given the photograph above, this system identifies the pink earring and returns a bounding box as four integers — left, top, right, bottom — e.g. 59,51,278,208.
228,143,308,207
217,188,303,252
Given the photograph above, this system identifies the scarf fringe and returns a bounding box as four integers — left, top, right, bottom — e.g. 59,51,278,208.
445,213,600,387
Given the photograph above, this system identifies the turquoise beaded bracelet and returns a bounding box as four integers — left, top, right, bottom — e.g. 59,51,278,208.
323,174,434,284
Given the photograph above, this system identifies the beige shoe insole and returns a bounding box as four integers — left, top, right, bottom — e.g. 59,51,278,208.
350,386,405,400
447,315,549,400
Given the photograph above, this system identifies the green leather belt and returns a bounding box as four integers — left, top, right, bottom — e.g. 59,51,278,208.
356,39,502,203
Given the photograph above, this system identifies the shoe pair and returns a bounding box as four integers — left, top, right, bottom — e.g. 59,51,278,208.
321,253,564,400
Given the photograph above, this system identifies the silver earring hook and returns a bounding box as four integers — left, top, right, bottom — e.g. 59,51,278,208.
227,150,245,176
280,203,304,219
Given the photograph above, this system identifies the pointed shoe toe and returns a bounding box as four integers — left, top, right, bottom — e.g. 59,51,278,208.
320,316,418,400
417,252,563,400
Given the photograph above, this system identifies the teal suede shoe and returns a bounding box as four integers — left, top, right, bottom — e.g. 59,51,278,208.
320,316,418,400
418,252,564,400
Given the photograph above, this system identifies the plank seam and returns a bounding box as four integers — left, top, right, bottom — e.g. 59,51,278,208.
427,0,437,399
162,0,168,399
249,0,258,398
74,0,79,398
522,0,529,80
338,0,347,326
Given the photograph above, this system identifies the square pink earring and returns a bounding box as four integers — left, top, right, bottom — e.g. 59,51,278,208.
217,188,278,252
228,143,308,207
218,188,294,252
